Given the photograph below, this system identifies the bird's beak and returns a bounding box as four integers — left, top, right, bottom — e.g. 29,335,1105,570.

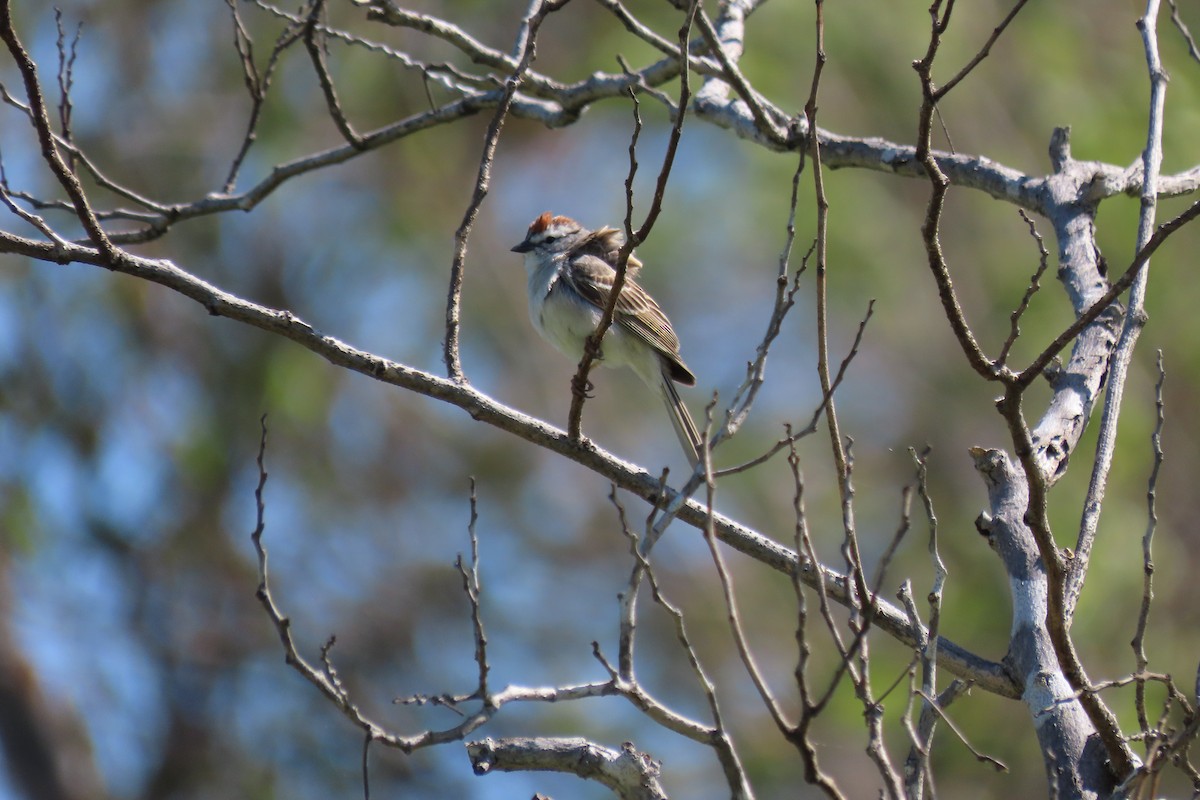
511,239,533,254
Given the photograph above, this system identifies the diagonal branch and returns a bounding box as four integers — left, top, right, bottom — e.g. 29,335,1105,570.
932,0,1031,100
1017,196,1200,389
912,6,1001,383
996,209,1050,367
1,226,1017,702
0,1,114,260
303,0,365,148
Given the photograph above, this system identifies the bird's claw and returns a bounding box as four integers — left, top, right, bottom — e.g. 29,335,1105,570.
571,374,596,399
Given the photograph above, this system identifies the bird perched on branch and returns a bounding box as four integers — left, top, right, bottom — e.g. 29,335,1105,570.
512,212,702,465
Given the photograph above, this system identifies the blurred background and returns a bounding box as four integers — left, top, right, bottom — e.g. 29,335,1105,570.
1,1,1198,797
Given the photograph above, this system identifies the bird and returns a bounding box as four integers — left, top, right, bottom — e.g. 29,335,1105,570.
511,211,703,465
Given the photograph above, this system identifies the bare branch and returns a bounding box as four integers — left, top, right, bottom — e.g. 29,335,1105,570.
803,5,879,672
933,0,1031,100
995,385,1138,781
444,0,567,382
52,9,81,171
466,738,669,800
303,0,365,148
1017,195,1200,390
901,447,951,799
0,3,114,259
1132,352,1166,745
610,486,753,798
361,730,372,800
1,222,1018,698
1166,0,1200,63
254,418,615,758
716,299,873,478
717,162,809,441
701,451,793,737
735,32,915,794
256,0,490,94
912,5,1002,383
456,478,490,703
1064,0,1170,626
250,417,414,749
997,209,1051,367
914,689,1007,773
693,5,785,145
0,157,70,246
222,1,309,192
593,0,721,74
785,446,847,800
7,1,1200,795
567,0,697,441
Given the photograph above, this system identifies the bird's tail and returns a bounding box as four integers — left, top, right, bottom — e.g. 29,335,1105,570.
659,369,704,467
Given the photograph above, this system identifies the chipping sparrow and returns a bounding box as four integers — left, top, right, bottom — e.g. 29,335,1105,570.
512,211,703,465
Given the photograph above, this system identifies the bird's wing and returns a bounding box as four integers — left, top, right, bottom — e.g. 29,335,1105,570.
562,252,695,386
579,227,643,276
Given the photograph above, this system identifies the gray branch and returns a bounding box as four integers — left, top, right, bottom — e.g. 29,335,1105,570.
467,737,668,800
0,227,1016,699
971,448,1122,800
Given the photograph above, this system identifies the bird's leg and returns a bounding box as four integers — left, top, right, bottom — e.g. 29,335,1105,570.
573,335,603,400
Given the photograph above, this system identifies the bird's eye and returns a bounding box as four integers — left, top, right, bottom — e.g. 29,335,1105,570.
542,234,558,243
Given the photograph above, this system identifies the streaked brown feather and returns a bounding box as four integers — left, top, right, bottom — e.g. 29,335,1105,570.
577,226,643,276
560,250,695,386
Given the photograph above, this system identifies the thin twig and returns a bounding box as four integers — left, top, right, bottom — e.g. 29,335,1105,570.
53,9,82,172
250,417,556,755
304,0,365,148
445,0,569,382
362,730,372,800
915,689,1007,772
911,0,1000,382
700,423,793,736
607,486,752,796
1166,0,1200,63
1065,0,1169,624
0,4,114,260
716,300,873,477
802,23,888,733
0,157,70,246
257,0,486,95
456,478,490,703
716,154,809,443
614,468,667,679
933,0,1031,100
903,447,950,797
1132,352,1165,745
694,5,784,144
997,209,1050,366
784,444,846,799
899,586,932,800
222,0,307,193
593,0,718,72
567,0,697,441
0,81,171,217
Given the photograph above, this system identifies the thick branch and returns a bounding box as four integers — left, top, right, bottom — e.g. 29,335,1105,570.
1,229,1018,698
467,737,668,800
971,448,1120,799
